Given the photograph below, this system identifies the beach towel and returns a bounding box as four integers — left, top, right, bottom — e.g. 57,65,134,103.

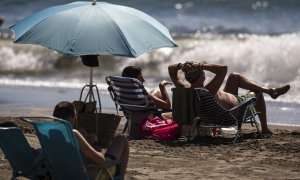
172,88,200,126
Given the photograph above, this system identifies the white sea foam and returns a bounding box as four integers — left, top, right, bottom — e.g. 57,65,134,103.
0,43,59,72
0,33,299,103
118,33,300,103
0,77,110,92
171,33,300,83
119,33,300,83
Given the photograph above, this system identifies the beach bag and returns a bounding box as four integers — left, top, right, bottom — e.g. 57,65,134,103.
77,112,121,148
141,117,180,140
73,101,121,148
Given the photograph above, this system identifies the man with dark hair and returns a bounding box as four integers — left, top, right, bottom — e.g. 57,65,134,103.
168,61,290,134
53,101,129,180
53,101,76,121
54,101,99,148
0,16,4,27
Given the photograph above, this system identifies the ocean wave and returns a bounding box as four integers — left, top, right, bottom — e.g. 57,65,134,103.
1,33,299,81
1,32,299,103
0,76,109,92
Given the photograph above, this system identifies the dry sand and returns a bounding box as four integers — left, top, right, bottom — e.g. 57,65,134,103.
0,108,299,180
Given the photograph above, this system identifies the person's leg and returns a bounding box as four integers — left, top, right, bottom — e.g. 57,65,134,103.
106,135,129,180
224,73,290,98
224,73,264,95
223,73,289,134
253,92,272,134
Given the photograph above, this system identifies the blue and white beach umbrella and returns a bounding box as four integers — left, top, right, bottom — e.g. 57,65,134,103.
10,0,177,57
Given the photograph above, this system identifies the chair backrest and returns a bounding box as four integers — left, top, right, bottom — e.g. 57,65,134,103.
23,117,89,180
0,125,37,179
172,87,237,126
194,88,237,126
106,76,156,118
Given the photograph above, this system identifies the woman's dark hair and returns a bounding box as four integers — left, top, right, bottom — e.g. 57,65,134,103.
121,66,142,79
53,101,75,120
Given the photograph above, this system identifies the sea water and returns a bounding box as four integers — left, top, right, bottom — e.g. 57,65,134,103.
0,0,299,125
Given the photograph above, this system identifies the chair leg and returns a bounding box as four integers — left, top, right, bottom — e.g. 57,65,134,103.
233,129,241,143
252,117,260,135
233,106,249,143
121,120,128,135
192,117,201,138
249,108,261,135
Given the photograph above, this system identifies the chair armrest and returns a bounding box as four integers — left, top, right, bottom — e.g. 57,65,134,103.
227,97,256,112
86,160,120,169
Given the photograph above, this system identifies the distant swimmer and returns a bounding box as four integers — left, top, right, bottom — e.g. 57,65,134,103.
0,16,3,27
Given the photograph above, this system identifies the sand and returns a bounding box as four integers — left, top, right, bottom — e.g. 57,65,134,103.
0,108,300,180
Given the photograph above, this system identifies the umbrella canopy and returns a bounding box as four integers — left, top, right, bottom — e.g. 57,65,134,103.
10,1,177,57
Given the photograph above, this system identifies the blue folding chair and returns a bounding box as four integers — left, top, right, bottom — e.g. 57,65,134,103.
0,122,49,180
22,116,120,180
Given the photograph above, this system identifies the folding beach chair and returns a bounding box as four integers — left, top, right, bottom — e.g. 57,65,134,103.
0,123,49,180
21,116,120,180
106,76,158,134
172,87,260,143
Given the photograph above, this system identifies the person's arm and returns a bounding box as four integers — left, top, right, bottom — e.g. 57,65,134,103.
202,63,227,95
73,129,105,164
158,80,172,108
168,63,191,88
149,80,172,109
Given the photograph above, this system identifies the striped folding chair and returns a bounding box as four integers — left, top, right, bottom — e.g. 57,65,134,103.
172,87,260,143
106,76,158,134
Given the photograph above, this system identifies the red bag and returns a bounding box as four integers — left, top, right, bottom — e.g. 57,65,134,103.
141,117,180,140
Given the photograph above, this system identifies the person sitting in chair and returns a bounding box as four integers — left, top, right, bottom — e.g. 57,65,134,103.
122,65,172,111
168,61,290,134
53,101,129,180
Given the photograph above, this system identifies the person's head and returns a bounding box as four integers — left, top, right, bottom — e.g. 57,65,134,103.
0,16,4,27
121,65,145,83
186,70,206,87
183,61,206,87
53,101,76,127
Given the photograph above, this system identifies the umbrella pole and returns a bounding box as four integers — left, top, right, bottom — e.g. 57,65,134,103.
88,67,101,111
89,67,93,103
89,67,99,138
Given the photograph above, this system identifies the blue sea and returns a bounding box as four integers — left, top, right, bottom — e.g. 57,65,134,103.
0,0,299,126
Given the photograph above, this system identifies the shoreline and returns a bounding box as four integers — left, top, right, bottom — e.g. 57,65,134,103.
1,85,300,126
